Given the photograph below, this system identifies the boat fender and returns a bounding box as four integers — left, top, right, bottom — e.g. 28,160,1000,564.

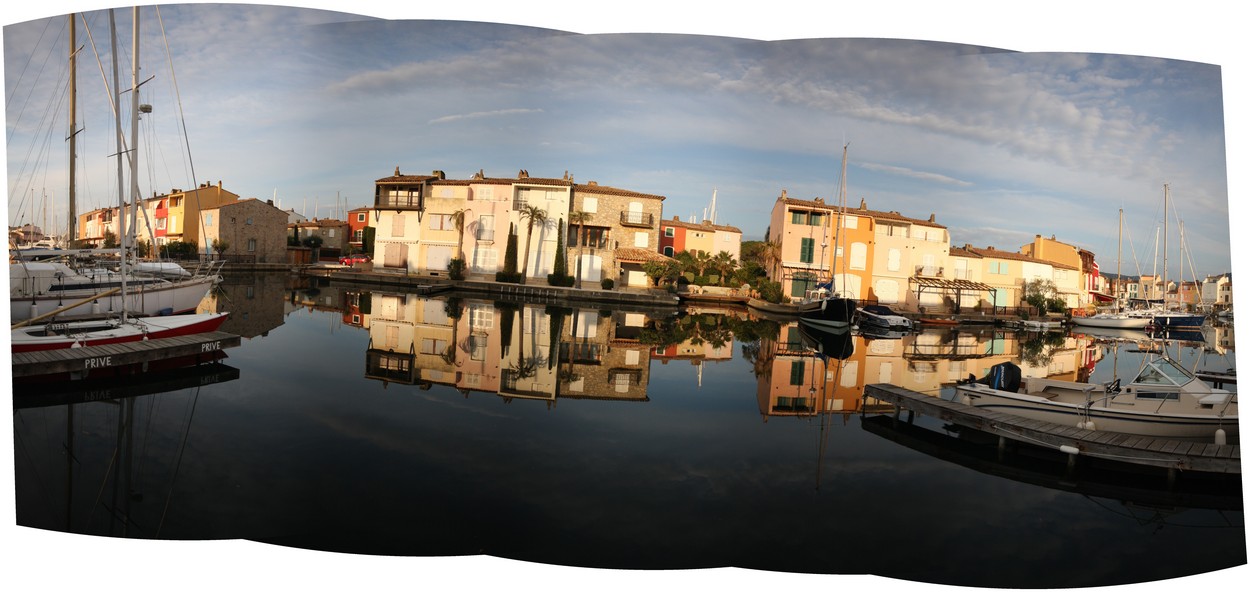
1058,445,1080,456
1077,420,1096,431
1214,429,1226,446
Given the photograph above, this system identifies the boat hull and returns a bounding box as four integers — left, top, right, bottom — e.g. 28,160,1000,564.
10,274,216,322
956,383,1237,441
799,297,855,330
11,312,230,353
1071,314,1151,329
1151,313,1206,328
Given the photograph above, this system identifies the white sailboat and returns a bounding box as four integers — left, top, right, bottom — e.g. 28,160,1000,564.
1072,208,1150,329
11,7,227,351
8,9,220,324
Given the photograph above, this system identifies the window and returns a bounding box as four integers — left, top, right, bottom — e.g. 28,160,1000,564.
887,248,901,272
247,238,256,252
791,272,818,299
328,228,335,238
357,213,366,222
791,210,806,225
800,238,815,263
850,242,867,270
809,212,826,227
634,232,648,248
663,246,674,257
472,248,498,272
246,217,254,225
664,227,674,238
430,214,454,230
353,229,363,242
990,261,1009,275
789,360,805,385
392,214,405,237
204,213,213,227
844,215,858,229
583,197,598,213
420,338,449,355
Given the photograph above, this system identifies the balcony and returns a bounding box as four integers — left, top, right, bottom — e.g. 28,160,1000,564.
914,265,944,278
376,192,423,210
476,228,496,243
620,211,654,228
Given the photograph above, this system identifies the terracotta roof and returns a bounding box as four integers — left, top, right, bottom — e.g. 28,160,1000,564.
376,174,438,184
948,246,981,258
966,246,1079,270
779,195,946,228
660,217,742,234
575,182,665,201
615,247,673,263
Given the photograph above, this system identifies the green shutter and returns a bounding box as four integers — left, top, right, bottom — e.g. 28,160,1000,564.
789,360,805,385
800,238,814,263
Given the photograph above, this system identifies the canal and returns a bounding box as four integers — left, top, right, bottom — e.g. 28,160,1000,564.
9,272,1245,588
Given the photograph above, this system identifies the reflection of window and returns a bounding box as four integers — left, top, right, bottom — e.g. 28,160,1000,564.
789,361,805,385
470,305,493,329
469,335,487,361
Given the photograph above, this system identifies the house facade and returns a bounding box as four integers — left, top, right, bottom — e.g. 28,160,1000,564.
199,198,288,263
346,207,374,253
659,217,743,261
571,180,665,288
856,202,946,309
135,181,240,248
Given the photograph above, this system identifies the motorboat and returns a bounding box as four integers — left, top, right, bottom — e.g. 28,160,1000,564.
955,359,1237,442
855,304,913,332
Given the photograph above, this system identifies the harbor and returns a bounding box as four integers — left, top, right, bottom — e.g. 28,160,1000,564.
8,274,1243,587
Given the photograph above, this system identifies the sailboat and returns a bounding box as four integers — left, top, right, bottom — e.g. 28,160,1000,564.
8,10,220,325
1149,184,1205,330
11,7,227,352
799,143,857,332
1072,208,1150,329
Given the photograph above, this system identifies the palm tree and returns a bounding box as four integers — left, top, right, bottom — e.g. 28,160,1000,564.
568,210,591,288
450,209,468,260
518,204,549,283
712,251,737,286
691,250,713,280
760,241,782,281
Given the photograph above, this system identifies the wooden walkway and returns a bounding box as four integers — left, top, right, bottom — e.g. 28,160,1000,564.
863,383,1240,474
10,331,241,379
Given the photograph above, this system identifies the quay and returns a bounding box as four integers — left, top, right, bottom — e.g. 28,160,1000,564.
862,383,1240,475
303,266,682,308
10,331,241,380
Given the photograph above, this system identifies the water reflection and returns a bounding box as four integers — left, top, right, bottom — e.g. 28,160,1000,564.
11,275,1241,586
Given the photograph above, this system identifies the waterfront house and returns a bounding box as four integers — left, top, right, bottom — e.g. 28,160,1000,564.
1201,273,1233,313
199,198,288,263
1019,234,1090,310
346,206,374,254
462,171,518,280
421,177,474,278
659,216,743,261
371,168,437,273
134,181,240,248
860,203,948,311
570,179,666,288
77,208,119,247
963,246,1045,312
767,191,877,302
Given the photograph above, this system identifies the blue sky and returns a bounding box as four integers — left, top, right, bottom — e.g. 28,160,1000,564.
4,2,1241,280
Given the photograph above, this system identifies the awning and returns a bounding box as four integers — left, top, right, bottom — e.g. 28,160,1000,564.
1089,291,1116,303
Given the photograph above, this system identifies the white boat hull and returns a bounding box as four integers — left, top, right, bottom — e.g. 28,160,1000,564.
1071,314,1151,329
956,382,1237,441
10,274,216,322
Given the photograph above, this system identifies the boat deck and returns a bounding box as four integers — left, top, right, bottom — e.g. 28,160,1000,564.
863,383,1239,474
10,331,241,379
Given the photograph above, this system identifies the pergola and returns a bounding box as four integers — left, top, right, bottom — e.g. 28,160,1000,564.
910,276,997,313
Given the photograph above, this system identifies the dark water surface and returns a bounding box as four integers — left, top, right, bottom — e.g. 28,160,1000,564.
9,273,1245,588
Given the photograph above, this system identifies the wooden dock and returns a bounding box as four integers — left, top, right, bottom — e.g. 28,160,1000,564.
862,383,1240,474
10,331,241,379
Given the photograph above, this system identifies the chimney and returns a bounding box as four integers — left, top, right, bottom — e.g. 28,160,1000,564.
859,198,867,210
267,199,274,206
394,166,401,176
928,214,935,223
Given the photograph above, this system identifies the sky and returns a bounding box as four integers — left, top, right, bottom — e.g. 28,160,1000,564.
3,1,1248,590
3,1,1242,281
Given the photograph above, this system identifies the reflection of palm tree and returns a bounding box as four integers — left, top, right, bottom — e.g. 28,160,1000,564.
519,205,549,283
569,210,591,288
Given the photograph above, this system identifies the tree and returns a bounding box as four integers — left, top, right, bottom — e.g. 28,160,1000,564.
711,251,737,286
212,238,230,256
568,210,591,288
497,223,521,283
451,209,468,260
1023,279,1058,314
518,205,549,283
102,229,119,249
548,219,571,286
362,226,376,258
643,258,682,287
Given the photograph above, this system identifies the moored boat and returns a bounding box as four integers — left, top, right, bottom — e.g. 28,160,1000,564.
11,311,229,353
955,359,1237,442
855,304,913,332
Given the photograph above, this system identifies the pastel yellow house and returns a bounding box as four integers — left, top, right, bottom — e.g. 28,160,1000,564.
135,181,240,248
855,200,948,311
767,191,876,302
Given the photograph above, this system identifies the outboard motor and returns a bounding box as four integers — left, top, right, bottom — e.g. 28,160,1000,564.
977,361,1022,392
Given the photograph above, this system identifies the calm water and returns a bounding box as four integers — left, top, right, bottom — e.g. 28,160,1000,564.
10,272,1245,587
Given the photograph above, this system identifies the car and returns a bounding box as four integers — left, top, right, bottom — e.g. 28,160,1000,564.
339,253,371,266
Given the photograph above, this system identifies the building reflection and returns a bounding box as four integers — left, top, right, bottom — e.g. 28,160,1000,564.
355,291,660,406
196,272,288,338
753,322,1107,421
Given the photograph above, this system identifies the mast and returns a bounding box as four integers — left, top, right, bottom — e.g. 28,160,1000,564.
1162,183,1169,310
111,9,124,249
123,6,142,320
68,14,77,244
1116,208,1122,313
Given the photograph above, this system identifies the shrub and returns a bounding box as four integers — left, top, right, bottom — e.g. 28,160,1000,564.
496,271,522,284
547,274,575,287
759,280,783,303
601,278,614,290
448,257,466,280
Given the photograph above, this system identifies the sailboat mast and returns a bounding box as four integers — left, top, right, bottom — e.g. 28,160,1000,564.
1162,183,1169,310
1116,208,1122,313
122,6,142,320
68,14,77,245
111,9,125,246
